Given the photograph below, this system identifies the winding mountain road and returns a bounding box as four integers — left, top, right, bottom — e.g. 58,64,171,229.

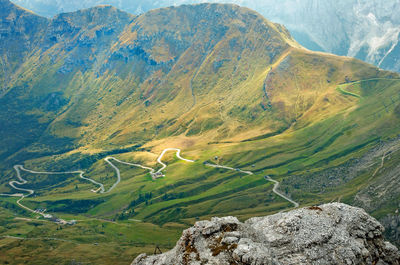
1,148,298,219
0,165,46,217
114,149,298,210
107,157,155,174
264,176,299,208
0,165,109,218
155,148,195,176
203,162,253,175
203,162,298,208
105,156,156,180
18,166,106,193
103,157,122,193
106,148,195,180
0,149,195,218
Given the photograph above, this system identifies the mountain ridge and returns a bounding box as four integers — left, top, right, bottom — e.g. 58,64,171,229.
11,0,400,72
1,2,400,264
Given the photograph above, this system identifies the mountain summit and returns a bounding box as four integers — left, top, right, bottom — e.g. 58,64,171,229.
10,0,400,72
1,1,393,162
1,2,302,161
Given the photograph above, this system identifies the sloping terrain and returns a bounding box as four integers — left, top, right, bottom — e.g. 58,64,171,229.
11,0,400,72
0,1,400,264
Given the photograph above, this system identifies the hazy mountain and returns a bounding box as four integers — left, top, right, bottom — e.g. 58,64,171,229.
255,0,400,72
11,0,400,72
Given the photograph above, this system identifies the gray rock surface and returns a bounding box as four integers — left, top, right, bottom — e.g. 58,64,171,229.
132,203,400,265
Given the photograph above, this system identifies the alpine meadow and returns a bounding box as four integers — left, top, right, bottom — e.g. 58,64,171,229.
1,0,400,264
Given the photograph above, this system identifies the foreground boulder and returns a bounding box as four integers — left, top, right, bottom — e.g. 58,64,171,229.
132,203,400,265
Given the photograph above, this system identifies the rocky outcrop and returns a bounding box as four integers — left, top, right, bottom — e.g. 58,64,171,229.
132,203,400,265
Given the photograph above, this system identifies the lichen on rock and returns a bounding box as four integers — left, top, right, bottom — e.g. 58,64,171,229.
132,203,400,265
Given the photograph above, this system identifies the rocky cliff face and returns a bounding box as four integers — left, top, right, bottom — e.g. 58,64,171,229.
252,0,400,72
132,203,400,265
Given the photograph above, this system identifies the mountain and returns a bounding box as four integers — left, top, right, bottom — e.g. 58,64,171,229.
10,0,153,16
2,1,397,168
0,0,47,90
0,0,133,163
0,1,298,163
11,0,400,72
1,1,400,264
132,203,400,265
250,0,400,72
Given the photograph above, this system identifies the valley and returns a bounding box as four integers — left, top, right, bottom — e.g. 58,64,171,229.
1,147,299,221
0,1,400,264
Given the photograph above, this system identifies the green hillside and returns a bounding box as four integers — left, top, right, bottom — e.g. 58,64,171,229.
1,1,400,264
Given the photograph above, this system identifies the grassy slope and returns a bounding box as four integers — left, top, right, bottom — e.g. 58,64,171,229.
0,205,183,265
2,75,398,263
1,3,400,264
